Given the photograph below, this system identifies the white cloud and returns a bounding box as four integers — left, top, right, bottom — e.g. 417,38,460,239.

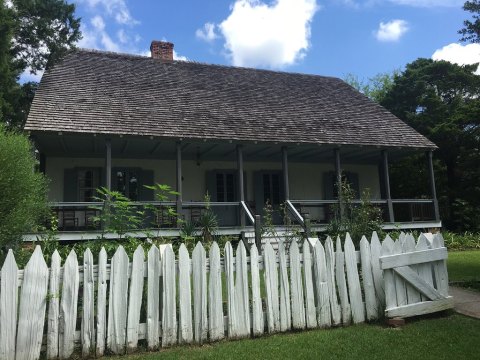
432,43,480,74
173,50,188,61
196,23,219,42
80,0,139,25
117,29,128,44
375,19,409,42
91,15,105,31
217,0,319,68
20,68,44,83
388,0,463,6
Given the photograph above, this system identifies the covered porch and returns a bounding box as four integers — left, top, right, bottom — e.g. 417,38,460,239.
30,131,441,240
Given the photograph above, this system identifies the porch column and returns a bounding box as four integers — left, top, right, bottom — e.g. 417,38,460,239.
176,141,183,222
427,150,440,222
237,145,245,227
105,138,112,190
282,146,290,200
382,150,395,223
334,148,343,219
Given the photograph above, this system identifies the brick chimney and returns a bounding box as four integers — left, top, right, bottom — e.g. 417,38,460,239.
150,41,174,62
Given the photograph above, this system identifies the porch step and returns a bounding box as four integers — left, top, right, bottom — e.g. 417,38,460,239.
242,230,315,250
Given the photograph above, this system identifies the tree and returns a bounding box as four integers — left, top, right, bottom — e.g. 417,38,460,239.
344,71,399,104
0,0,81,128
381,58,480,231
459,0,480,43
0,125,49,250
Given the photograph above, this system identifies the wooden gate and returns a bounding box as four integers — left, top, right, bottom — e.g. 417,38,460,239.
380,233,453,318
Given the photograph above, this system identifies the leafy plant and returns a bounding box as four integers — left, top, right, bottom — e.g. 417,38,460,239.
144,183,180,228
198,193,218,244
261,200,277,238
326,180,383,245
91,187,144,240
0,125,49,254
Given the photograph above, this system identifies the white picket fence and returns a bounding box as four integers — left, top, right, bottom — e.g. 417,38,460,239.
0,232,451,360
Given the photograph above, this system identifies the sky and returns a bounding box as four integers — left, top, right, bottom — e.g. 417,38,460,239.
22,0,480,82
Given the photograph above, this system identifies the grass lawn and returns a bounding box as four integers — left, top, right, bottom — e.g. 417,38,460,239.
447,250,480,282
107,314,478,360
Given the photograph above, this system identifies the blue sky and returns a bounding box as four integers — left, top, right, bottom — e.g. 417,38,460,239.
24,0,480,82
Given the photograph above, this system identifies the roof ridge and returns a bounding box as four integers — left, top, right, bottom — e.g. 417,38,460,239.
73,47,342,81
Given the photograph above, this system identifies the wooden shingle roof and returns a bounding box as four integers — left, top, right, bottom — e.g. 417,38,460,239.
25,49,436,149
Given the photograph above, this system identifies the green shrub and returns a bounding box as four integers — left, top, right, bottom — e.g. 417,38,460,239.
326,181,383,245
443,231,480,251
0,125,49,251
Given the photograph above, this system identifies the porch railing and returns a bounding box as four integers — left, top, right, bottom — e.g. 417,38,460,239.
48,198,438,232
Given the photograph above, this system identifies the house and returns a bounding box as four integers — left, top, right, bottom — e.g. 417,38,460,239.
24,41,440,240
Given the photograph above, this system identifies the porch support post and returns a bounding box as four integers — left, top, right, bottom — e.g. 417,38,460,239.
237,144,245,227
334,148,343,219
427,150,440,222
382,150,395,223
105,138,112,191
176,141,183,223
282,146,290,200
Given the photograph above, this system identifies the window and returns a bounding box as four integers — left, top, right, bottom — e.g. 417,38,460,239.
114,169,139,201
216,172,235,202
263,173,281,205
77,168,100,202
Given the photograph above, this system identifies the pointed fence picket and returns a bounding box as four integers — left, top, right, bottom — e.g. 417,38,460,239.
0,232,453,359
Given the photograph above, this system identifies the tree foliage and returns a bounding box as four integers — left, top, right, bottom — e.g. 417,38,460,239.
381,58,480,231
459,0,480,43
0,125,49,250
0,0,81,128
344,71,399,104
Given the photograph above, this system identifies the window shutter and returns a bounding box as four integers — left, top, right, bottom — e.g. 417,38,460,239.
138,169,154,201
345,172,360,198
63,168,78,202
324,172,335,200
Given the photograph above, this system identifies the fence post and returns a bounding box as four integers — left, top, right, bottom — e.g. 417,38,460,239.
303,213,311,238
254,215,262,249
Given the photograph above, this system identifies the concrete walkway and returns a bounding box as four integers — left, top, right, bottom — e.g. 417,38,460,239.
450,286,480,319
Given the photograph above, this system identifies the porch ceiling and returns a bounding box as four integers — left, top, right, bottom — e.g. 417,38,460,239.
32,131,422,164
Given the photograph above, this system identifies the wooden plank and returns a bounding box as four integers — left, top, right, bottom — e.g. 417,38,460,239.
192,242,208,344
15,246,49,360
303,240,317,329
235,241,250,338
264,242,280,333
394,266,444,301
386,297,454,318
290,241,306,330
278,240,292,332
335,237,351,325
178,244,193,344
208,242,224,341
82,248,95,356
0,250,18,360
147,245,160,349
324,236,341,325
403,234,421,304
127,246,145,350
250,244,264,336
432,233,449,297
380,248,447,270
59,250,79,359
381,235,397,312
224,241,238,337
107,246,129,354
46,251,60,360
162,245,177,347
393,239,408,308
313,241,331,327
370,231,385,309
360,236,378,320
96,247,108,356
416,235,434,302
344,234,365,324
